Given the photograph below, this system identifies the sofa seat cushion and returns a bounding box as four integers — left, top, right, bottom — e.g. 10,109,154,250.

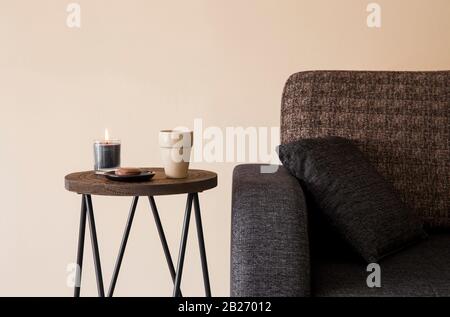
313,233,450,297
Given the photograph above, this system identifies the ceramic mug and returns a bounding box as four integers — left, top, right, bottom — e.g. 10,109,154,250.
159,130,193,178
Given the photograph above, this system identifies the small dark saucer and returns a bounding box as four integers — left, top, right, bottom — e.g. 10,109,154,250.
105,170,155,182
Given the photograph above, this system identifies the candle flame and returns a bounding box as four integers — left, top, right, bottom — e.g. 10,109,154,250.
104,128,110,142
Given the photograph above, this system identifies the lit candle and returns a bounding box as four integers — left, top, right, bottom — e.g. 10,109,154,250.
94,129,121,174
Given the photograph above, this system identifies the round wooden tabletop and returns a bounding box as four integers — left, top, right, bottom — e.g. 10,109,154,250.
65,168,217,196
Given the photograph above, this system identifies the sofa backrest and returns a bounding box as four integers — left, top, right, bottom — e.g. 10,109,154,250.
281,71,449,228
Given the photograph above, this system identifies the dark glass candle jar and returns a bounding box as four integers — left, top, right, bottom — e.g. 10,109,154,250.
94,140,121,174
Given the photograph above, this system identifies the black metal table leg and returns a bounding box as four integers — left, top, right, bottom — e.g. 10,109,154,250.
85,195,105,297
172,193,194,297
108,196,139,297
73,192,211,297
148,196,183,297
193,193,212,297
74,194,87,297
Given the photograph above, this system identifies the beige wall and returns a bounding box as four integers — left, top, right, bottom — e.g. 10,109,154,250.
0,0,449,296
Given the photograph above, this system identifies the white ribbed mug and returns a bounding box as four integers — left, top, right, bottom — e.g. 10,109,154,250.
158,130,193,178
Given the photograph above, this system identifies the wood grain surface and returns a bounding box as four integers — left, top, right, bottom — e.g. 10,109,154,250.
65,168,217,196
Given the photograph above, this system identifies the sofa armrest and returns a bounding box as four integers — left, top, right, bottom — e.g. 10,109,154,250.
231,164,310,297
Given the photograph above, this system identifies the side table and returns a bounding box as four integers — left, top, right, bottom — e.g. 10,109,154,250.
64,168,217,297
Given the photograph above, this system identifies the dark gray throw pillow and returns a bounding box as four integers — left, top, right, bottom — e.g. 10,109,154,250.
278,137,426,263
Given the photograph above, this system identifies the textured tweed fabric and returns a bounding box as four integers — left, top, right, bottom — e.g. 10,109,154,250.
231,164,310,297
280,71,450,228
278,137,427,263
313,233,450,296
